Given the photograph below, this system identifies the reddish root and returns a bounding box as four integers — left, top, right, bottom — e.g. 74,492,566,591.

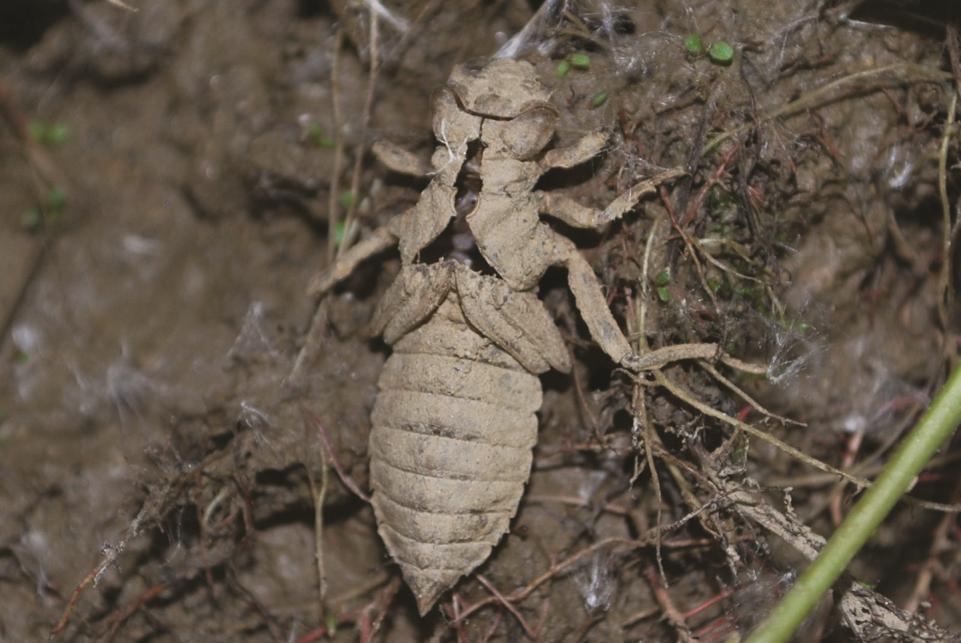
301,406,371,503
476,574,537,639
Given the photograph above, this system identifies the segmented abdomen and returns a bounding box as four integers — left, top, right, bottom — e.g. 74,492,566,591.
368,301,542,614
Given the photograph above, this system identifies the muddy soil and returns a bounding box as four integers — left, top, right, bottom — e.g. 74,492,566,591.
1,1,960,641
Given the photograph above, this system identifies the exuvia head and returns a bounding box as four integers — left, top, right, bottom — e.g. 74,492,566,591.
444,58,558,160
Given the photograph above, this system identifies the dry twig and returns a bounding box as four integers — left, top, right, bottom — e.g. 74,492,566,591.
327,29,347,263
50,504,150,637
103,583,166,641
476,575,538,639
105,0,138,11
713,475,959,641
937,92,957,356
706,63,952,153
306,450,331,608
339,8,381,261
643,564,693,642
652,371,961,513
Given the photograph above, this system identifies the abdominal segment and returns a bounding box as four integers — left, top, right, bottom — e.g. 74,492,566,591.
368,301,540,614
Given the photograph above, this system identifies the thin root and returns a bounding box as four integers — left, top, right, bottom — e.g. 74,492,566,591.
653,371,961,513
301,407,371,504
476,575,537,640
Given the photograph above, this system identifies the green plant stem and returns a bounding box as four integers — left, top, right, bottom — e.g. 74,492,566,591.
747,363,961,643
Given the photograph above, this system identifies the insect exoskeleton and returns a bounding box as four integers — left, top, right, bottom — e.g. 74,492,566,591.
367,261,563,614
309,57,678,613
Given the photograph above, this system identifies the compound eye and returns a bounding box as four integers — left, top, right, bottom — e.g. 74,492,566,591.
502,106,557,160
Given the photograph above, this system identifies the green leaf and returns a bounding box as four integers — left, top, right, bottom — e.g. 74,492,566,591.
46,187,67,222
780,318,811,333
654,270,671,287
307,122,336,149
325,612,338,635
656,286,671,303
683,34,703,55
338,190,355,210
47,187,67,210
334,221,347,248
591,91,608,108
27,120,70,146
555,60,571,77
708,41,734,64
569,52,590,70
46,122,70,145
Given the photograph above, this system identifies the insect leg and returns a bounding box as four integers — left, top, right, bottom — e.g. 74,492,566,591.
598,167,686,223
536,167,686,229
373,140,432,177
307,225,397,298
536,191,607,229
538,130,607,171
550,237,636,368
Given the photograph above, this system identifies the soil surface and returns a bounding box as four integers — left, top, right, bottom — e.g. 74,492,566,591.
2,1,961,641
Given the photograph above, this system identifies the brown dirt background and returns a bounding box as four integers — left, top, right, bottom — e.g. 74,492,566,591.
2,0,961,641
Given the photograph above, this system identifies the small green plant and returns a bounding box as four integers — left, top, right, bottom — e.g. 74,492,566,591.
683,34,703,55
569,52,591,70
707,185,737,218
333,221,347,248
47,187,67,217
682,35,735,65
591,91,608,108
654,270,671,303
732,284,756,298
708,41,734,64
555,60,572,77
324,612,338,636
338,190,355,210
778,317,812,334
28,120,70,147
22,186,67,231
306,122,335,149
